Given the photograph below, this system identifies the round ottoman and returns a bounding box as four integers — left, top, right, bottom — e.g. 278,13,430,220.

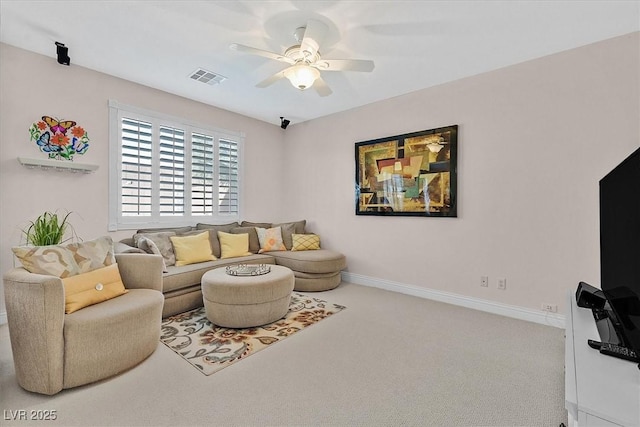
201,265,294,328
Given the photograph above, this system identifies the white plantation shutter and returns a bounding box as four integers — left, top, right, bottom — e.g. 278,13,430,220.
120,118,153,216
158,126,185,216
109,101,243,230
218,139,239,214
191,132,215,215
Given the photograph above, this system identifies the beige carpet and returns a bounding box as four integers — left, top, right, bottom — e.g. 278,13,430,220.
161,292,345,375
0,282,567,426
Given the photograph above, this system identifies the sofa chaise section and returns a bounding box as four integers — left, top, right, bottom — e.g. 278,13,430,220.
269,249,347,291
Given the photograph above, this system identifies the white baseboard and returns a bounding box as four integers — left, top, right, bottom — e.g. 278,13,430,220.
0,311,6,326
341,272,565,329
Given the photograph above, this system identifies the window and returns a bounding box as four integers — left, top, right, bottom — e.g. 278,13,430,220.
109,101,242,230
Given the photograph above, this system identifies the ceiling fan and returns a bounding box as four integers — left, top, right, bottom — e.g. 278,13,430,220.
230,19,375,97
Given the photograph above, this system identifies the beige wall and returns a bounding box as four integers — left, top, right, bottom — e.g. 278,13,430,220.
1,32,638,319
281,32,639,315
0,43,286,316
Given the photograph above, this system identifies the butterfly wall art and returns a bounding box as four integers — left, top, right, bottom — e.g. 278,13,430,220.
28,116,90,161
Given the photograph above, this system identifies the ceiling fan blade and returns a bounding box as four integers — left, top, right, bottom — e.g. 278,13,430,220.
300,19,328,59
313,76,332,97
230,43,295,64
314,59,375,72
255,69,287,88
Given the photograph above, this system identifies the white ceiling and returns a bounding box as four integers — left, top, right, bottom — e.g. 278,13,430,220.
1,1,639,127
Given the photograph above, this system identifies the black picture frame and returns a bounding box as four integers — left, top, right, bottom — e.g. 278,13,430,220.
355,125,458,217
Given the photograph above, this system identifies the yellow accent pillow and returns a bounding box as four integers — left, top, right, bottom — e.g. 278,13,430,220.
256,226,286,253
291,234,321,251
170,231,216,266
61,264,128,314
218,231,252,259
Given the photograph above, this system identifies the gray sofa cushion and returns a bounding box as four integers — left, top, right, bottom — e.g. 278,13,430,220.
230,226,261,253
240,221,272,229
195,222,240,258
136,226,193,234
161,254,274,294
273,220,306,249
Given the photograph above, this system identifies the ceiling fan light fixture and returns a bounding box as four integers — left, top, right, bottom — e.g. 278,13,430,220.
284,64,320,90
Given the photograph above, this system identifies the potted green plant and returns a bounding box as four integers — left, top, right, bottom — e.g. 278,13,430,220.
23,211,75,246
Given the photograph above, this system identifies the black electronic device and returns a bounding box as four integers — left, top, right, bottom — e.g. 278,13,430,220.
577,282,624,346
599,342,640,363
588,339,602,350
587,339,640,363
597,147,640,362
576,281,607,309
55,41,70,66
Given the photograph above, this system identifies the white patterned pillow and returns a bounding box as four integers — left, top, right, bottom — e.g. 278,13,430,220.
133,231,176,266
256,226,286,253
138,237,168,272
12,236,115,278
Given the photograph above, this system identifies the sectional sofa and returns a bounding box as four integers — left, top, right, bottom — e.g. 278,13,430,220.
117,220,347,317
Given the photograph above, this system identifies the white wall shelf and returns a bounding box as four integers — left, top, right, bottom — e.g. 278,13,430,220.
17,157,99,173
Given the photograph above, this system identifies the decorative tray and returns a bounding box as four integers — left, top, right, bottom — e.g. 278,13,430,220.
226,264,271,276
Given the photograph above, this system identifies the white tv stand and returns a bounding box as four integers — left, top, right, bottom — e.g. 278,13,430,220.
565,291,640,426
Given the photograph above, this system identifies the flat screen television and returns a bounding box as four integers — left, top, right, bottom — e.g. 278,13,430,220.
599,147,640,355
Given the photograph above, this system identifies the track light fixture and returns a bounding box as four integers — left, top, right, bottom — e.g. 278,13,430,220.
280,117,290,129
55,41,70,66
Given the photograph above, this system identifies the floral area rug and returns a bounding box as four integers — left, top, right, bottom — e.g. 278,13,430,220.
160,292,346,376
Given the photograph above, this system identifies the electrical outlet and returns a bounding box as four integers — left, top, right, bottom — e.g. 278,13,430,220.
497,277,507,290
481,276,489,287
541,303,558,313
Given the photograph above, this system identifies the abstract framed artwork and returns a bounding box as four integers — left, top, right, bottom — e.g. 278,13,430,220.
355,125,457,217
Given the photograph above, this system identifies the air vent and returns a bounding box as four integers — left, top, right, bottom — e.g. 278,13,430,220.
189,68,227,85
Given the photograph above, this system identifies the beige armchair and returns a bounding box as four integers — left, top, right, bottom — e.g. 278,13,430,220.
3,253,165,395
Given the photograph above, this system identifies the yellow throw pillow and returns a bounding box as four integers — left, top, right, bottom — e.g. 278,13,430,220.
256,226,286,253
218,231,252,259
291,234,321,251
170,231,216,266
61,264,128,314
